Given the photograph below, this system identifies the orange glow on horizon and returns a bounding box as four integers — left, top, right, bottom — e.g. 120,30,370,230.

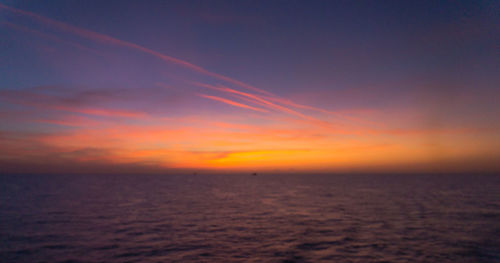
1,112,496,173
1,3,499,174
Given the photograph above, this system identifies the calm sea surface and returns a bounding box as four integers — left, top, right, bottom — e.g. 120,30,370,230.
1,173,499,262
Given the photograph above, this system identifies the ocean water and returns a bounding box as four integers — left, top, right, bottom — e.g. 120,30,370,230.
1,173,499,263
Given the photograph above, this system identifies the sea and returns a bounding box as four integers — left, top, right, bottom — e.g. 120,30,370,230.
1,173,499,262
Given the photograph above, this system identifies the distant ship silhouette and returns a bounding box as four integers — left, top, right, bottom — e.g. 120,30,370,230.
251,172,257,176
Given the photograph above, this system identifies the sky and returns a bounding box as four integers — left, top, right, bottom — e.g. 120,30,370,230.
1,0,499,174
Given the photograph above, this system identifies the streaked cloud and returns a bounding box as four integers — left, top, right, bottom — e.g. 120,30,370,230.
198,94,269,113
0,3,272,96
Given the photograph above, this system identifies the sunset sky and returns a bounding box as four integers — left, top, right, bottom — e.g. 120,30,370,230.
1,0,499,174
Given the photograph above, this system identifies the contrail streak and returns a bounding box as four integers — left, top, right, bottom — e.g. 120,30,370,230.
0,3,272,96
198,94,269,113
193,82,308,119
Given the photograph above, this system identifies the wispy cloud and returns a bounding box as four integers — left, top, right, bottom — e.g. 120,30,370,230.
2,22,104,55
198,94,269,113
36,115,103,127
0,88,147,118
0,3,272,96
49,105,146,118
193,82,309,119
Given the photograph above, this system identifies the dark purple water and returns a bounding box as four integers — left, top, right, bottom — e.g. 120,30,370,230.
1,173,499,262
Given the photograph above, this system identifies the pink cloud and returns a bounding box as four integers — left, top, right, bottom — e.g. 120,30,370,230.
198,94,269,113
193,82,309,119
36,115,103,127
50,105,146,118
